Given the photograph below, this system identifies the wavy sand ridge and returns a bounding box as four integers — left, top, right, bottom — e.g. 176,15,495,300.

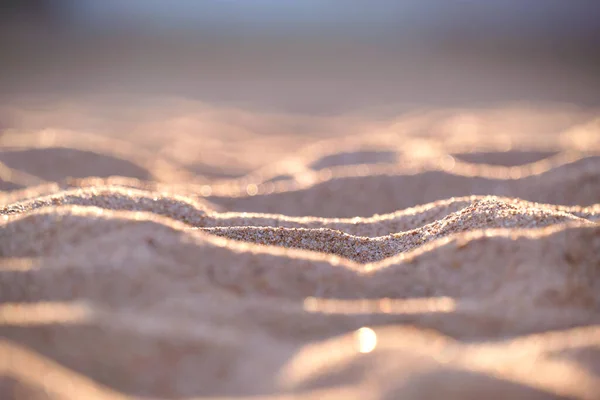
2,111,599,216
201,198,596,263
1,104,599,398
2,204,599,327
6,151,596,218
1,204,600,398
4,186,600,238
204,154,600,217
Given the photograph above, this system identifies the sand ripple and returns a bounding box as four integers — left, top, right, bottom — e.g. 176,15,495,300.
1,104,599,398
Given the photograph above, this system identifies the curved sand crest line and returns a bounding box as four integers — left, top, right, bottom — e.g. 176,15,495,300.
214,108,599,186
201,198,595,263
0,148,584,199
1,186,216,220
242,143,578,189
3,187,600,237
1,206,600,398
0,177,159,206
0,129,196,184
199,196,600,237
183,147,591,200
2,205,598,311
207,155,600,216
1,134,596,204
0,147,154,187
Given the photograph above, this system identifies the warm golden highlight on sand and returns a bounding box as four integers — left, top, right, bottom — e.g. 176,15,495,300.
1,100,599,399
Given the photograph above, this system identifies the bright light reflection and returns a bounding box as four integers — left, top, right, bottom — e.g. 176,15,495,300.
303,296,456,315
355,327,377,354
245,184,259,196
0,302,90,326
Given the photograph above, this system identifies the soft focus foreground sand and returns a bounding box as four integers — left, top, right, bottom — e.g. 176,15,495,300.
1,99,600,399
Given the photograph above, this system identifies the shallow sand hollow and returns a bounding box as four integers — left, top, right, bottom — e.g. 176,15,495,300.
1,101,600,399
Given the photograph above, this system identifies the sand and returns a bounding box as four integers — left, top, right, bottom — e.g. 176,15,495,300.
1,99,600,399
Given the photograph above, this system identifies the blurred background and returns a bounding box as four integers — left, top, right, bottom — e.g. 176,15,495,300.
1,0,600,113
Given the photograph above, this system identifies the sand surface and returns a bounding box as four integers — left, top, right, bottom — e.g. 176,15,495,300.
1,99,600,399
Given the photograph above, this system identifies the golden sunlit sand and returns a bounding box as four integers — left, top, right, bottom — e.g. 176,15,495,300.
0,99,599,399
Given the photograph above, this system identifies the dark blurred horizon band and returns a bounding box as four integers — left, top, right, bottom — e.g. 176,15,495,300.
1,0,599,113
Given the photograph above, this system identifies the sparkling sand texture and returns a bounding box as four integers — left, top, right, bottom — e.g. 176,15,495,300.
1,99,600,399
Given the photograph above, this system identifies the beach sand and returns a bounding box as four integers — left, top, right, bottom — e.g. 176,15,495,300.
1,99,599,399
